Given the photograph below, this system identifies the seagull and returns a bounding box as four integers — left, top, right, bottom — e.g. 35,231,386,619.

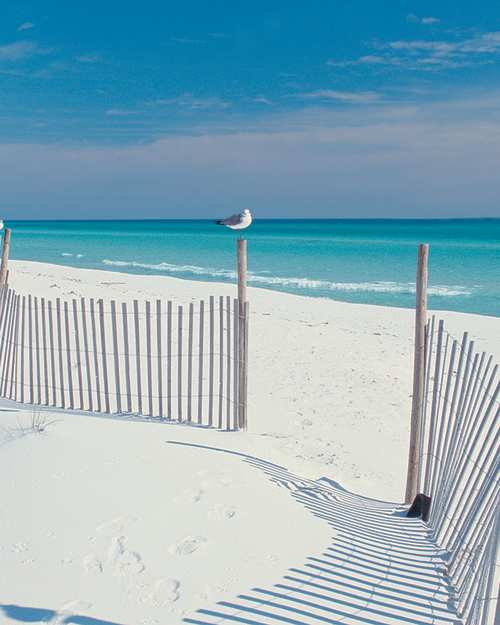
215,209,252,230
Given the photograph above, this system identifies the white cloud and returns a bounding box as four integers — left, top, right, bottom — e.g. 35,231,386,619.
153,93,230,110
0,41,48,62
386,31,500,65
460,31,500,53
299,90,381,103
328,30,500,72
17,22,35,32
76,53,101,64
388,40,454,53
328,55,401,68
421,17,440,25
0,93,499,218
253,96,273,105
407,14,440,26
170,37,204,44
106,109,139,116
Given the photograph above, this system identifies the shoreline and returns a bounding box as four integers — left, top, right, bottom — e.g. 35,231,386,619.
7,217,499,316
8,257,500,321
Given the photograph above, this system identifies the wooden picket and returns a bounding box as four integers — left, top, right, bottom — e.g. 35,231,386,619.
418,316,499,625
0,289,248,431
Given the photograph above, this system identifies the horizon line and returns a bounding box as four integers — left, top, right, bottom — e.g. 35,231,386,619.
3,217,500,222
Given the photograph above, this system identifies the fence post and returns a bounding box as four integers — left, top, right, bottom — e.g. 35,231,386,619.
405,243,429,504
237,238,248,430
0,228,11,286
98,299,110,413
237,238,247,306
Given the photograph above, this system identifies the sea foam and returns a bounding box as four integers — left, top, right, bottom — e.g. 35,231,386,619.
102,259,472,297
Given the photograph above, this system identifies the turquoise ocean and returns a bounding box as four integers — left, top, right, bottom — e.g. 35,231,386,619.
5,219,500,317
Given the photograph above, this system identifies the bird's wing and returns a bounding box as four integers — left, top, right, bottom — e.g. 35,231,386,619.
219,213,242,226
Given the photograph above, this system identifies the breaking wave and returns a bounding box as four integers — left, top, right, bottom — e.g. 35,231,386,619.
101,259,472,297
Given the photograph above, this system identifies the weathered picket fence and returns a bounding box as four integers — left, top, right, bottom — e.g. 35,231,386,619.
0,286,249,430
418,316,499,625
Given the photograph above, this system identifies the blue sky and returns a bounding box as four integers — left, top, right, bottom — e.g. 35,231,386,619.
1,1,500,218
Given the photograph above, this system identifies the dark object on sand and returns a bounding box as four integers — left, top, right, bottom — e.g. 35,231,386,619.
406,493,432,522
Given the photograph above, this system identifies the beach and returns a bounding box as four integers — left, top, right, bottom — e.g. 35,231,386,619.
3,2,500,621
8,259,500,500
1,259,498,624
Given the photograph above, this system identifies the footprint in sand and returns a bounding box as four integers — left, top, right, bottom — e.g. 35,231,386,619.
196,583,226,601
108,536,145,576
141,579,181,605
11,542,29,553
168,536,206,556
174,488,204,504
97,515,136,536
208,505,237,521
156,578,181,603
83,553,103,574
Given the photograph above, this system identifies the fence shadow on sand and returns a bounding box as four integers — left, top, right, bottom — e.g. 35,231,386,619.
0,604,122,625
169,441,461,625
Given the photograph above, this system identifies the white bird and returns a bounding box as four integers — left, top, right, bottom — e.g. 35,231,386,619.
215,209,252,230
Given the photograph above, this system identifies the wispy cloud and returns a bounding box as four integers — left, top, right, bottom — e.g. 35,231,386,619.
388,40,454,52
328,55,400,68
2,92,499,218
298,90,381,104
407,14,440,25
170,37,204,44
17,22,35,32
153,93,230,110
328,30,500,72
421,17,440,25
106,109,139,116
0,41,49,62
75,53,101,64
253,96,273,105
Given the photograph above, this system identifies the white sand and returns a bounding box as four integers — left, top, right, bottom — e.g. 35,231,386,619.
0,260,498,625
8,260,499,500
0,406,458,625
0,409,332,624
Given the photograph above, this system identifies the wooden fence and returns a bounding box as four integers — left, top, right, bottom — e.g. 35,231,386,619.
418,316,499,625
0,286,249,430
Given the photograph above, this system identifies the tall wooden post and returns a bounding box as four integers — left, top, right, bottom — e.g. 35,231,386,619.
405,243,429,504
237,239,247,429
0,228,12,286
237,239,247,307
